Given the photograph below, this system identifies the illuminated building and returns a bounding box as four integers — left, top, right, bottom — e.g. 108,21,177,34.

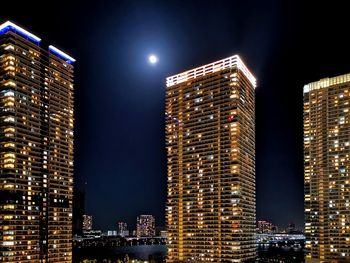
257,220,275,234
160,230,168,239
304,74,350,262
166,55,256,262
118,221,128,237
0,21,75,262
137,215,155,237
82,215,93,231
107,230,117,236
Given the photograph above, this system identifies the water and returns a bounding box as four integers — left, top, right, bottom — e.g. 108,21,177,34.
73,245,167,262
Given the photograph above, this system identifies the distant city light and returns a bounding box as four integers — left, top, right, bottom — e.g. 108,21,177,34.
148,54,158,64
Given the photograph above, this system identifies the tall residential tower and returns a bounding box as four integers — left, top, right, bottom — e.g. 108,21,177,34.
166,55,256,262
0,21,75,262
304,74,350,263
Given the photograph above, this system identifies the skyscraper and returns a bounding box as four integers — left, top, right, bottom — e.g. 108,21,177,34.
0,21,75,262
304,74,350,263
136,215,155,237
166,55,256,262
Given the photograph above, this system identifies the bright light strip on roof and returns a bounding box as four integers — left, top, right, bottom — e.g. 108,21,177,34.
0,21,41,43
303,73,350,93
49,45,76,63
166,55,256,88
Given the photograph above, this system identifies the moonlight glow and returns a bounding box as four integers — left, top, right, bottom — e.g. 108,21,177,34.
148,54,158,64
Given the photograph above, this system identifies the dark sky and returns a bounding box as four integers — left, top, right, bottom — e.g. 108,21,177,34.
2,0,350,231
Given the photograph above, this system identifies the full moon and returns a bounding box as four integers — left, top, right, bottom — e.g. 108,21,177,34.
148,54,158,64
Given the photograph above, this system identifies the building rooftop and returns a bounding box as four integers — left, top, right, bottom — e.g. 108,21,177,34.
0,21,41,43
0,21,75,63
166,55,256,88
303,73,350,93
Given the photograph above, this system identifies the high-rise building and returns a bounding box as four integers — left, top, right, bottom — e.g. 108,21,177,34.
0,21,75,262
118,221,128,237
82,215,93,231
136,215,155,237
304,74,350,263
166,55,256,262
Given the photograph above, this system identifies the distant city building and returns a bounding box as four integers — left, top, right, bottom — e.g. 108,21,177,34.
166,55,257,262
304,74,350,262
257,220,275,234
137,215,155,237
272,226,278,233
160,230,168,239
0,21,75,262
118,221,129,236
83,214,93,231
155,226,167,236
107,230,118,236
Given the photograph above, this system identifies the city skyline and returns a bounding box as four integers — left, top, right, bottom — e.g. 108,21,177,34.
1,0,350,233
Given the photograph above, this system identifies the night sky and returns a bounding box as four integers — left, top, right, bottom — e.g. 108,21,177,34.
2,0,350,231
